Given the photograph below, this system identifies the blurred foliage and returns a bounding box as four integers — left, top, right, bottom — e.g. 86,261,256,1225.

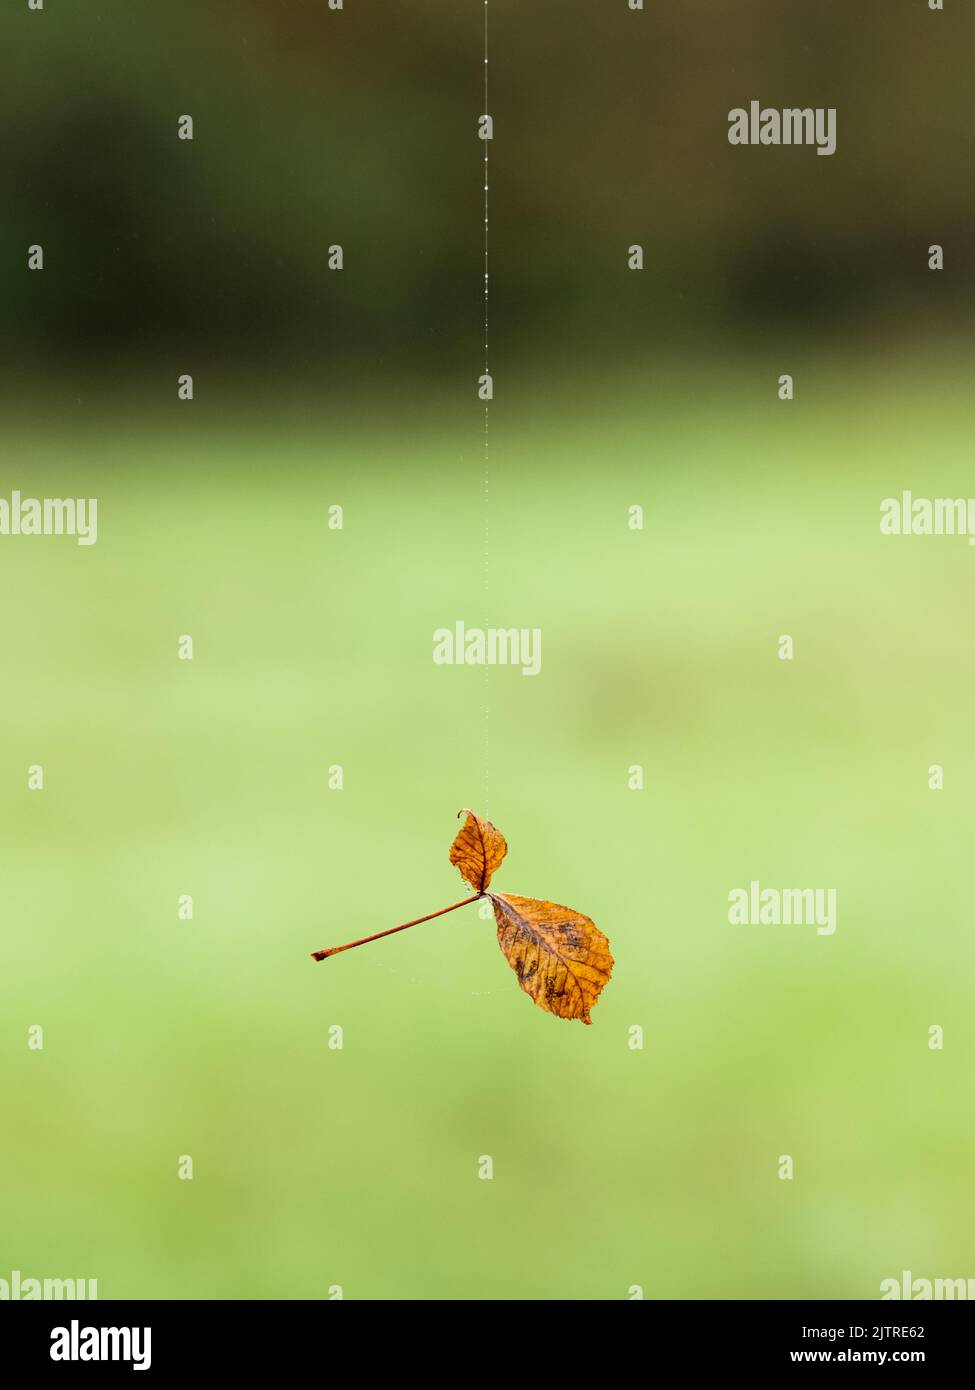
0,0,973,371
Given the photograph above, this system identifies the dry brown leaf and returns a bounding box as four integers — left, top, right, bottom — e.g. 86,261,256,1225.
490,891,613,1025
449,807,508,894
313,808,613,1025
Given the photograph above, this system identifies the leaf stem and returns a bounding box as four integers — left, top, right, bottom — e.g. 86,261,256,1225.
310,895,482,961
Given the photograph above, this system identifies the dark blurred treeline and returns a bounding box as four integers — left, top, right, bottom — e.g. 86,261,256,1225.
0,0,972,372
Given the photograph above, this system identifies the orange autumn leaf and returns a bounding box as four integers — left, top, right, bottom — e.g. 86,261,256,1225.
490,892,613,1025
449,807,508,893
311,808,613,1024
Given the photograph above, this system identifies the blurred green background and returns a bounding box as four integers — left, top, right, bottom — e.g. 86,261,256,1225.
1,2,973,1300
